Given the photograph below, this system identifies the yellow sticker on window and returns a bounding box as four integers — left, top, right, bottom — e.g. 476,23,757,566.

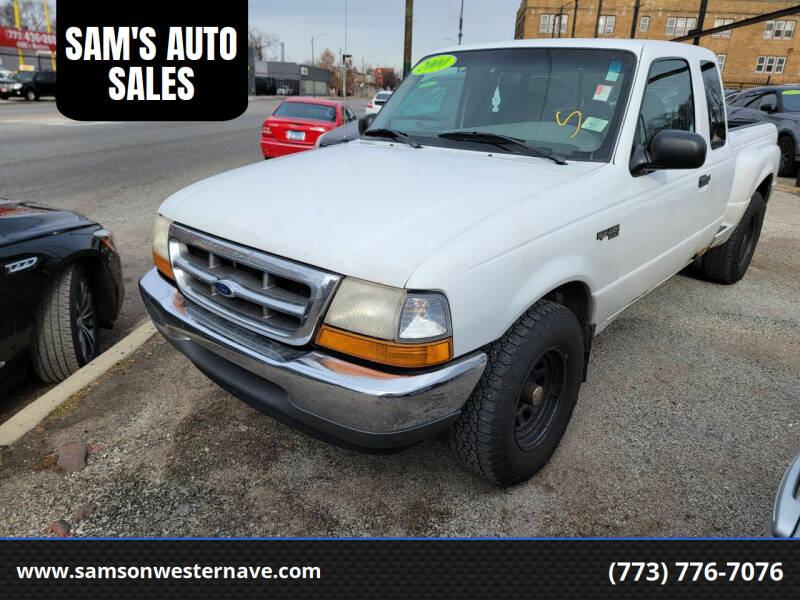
412,55,457,75
782,90,800,95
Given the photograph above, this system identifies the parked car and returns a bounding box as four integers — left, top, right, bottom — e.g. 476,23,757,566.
365,90,392,115
0,200,123,392
0,70,56,101
141,39,778,485
727,85,800,176
261,97,358,158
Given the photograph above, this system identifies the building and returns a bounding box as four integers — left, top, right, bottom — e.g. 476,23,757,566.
249,57,331,96
514,1,800,86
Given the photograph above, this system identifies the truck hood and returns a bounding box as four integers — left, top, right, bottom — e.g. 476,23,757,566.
0,199,96,247
159,141,599,287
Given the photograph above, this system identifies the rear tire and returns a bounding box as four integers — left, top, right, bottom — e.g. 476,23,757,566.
778,136,796,177
449,300,584,486
31,264,99,383
701,191,765,285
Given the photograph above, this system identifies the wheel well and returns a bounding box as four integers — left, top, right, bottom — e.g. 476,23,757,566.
757,174,773,204
542,281,591,328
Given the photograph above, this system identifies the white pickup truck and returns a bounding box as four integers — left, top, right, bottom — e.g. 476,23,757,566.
140,39,779,485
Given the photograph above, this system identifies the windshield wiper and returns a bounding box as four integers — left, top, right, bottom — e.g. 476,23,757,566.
438,131,567,165
363,128,422,148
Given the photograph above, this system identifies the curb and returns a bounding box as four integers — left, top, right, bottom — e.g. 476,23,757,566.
0,320,157,447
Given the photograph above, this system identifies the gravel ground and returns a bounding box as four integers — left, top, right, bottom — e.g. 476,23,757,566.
0,187,798,538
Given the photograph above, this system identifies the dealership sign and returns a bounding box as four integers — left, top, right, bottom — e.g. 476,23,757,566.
0,27,57,53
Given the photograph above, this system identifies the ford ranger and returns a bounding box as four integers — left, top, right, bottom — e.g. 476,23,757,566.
140,40,779,485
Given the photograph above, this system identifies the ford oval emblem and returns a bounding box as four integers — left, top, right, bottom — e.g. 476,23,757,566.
214,281,234,297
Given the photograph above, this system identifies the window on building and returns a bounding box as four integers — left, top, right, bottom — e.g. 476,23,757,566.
597,15,616,34
712,18,733,38
764,20,796,39
640,16,650,32
755,55,787,74
636,58,695,146
665,17,697,36
717,54,726,72
666,17,676,35
540,13,569,34
701,61,726,148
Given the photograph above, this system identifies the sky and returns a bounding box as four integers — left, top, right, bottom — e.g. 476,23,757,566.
248,0,522,72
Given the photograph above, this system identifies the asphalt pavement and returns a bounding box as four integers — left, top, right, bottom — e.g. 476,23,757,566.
0,184,797,536
0,96,369,415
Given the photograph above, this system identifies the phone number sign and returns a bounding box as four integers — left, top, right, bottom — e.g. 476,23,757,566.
0,27,56,52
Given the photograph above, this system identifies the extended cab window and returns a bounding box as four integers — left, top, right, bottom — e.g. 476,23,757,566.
701,61,726,148
636,59,694,146
371,48,636,161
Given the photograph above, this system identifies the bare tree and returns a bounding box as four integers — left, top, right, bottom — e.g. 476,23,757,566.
317,48,338,93
0,0,54,30
248,27,279,61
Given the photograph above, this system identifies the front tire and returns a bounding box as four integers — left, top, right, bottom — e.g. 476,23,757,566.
449,300,584,486
25,89,37,101
701,191,766,285
31,264,99,383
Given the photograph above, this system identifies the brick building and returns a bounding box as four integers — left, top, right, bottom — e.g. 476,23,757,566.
514,1,800,85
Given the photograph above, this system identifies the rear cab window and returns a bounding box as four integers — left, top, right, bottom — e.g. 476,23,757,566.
701,60,726,148
273,102,337,122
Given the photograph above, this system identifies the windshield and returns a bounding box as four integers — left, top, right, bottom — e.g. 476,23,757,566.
13,72,33,82
273,101,336,122
370,47,635,161
376,92,391,101
781,89,800,112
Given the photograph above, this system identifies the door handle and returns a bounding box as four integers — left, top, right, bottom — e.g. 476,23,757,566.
699,174,711,188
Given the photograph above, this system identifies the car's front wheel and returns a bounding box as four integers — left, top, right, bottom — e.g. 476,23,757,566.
25,89,37,101
31,264,99,383
449,300,584,486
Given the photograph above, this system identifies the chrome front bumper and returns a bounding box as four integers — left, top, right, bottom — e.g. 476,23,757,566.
139,268,487,450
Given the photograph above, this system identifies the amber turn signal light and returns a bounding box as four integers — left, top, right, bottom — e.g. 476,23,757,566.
153,251,175,281
316,325,452,368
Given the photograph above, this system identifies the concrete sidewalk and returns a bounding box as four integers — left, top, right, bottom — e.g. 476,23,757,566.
0,190,798,538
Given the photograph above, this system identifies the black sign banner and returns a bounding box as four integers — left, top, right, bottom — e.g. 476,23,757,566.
2,539,799,599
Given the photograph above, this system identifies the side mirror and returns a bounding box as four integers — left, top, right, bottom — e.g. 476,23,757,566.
630,129,707,176
358,113,377,135
760,104,777,113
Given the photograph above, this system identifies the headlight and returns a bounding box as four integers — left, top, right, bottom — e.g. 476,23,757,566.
12,83,22,90
318,278,452,367
152,214,174,280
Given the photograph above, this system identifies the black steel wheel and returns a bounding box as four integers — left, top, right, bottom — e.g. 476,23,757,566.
514,348,567,451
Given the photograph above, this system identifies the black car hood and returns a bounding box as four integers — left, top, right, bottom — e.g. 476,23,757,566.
0,200,96,247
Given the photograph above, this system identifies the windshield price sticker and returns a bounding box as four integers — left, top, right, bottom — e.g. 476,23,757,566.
782,89,800,95
412,55,456,75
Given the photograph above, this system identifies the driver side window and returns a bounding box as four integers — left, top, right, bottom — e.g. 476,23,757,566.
636,59,695,146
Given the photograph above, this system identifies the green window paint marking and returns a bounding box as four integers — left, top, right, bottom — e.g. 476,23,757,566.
412,55,457,75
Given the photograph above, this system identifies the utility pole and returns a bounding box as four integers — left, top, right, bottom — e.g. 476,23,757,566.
572,0,578,37
403,0,413,78
343,0,348,98
594,0,603,38
13,0,23,69
311,36,315,66
280,42,285,62
630,0,640,38
694,0,709,45
458,0,464,45
43,0,55,70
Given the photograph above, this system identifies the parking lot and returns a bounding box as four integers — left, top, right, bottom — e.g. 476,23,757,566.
0,94,797,536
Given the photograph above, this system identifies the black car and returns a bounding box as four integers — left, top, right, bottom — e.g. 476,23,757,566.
0,200,124,392
0,70,56,101
727,85,800,176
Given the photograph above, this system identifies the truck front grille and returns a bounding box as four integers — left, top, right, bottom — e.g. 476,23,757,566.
168,223,340,345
